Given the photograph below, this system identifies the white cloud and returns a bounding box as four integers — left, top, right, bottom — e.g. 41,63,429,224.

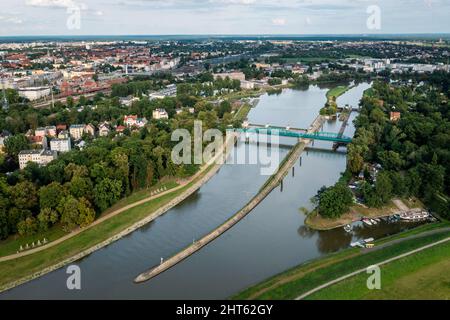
272,18,286,26
0,16,23,24
26,0,87,10
212,0,256,4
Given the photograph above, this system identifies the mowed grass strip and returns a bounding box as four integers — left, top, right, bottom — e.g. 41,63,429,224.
0,181,179,258
326,85,349,99
232,224,449,300
306,240,450,300
0,166,214,290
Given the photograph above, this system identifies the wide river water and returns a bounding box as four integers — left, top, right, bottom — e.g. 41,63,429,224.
1,82,421,299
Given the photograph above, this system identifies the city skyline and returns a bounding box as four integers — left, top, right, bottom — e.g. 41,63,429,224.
1,0,450,36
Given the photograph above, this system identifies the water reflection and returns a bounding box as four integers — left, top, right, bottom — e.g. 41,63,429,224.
3,82,425,300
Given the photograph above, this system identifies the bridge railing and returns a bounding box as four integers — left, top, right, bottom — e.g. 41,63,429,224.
230,127,352,144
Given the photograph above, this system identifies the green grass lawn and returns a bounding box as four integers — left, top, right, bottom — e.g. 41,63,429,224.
232,223,449,300
307,240,450,300
0,165,214,290
326,85,350,99
0,180,180,258
0,227,66,258
102,180,179,215
234,104,252,122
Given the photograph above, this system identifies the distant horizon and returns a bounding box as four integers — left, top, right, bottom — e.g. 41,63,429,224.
1,33,449,42
1,1,449,36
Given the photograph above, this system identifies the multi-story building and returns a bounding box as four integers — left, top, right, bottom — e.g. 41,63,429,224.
240,80,255,90
50,138,71,153
45,126,57,137
152,109,169,120
18,149,57,169
58,130,69,139
213,72,246,82
69,124,86,140
17,86,51,101
85,123,96,136
98,122,111,137
35,127,47,137
124,115,148,128
0,130,11,153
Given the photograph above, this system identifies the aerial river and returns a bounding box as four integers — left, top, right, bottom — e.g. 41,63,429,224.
1,82,421,299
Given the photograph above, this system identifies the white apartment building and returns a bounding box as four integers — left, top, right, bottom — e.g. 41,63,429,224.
69,124,86,140
17,87,51,101
18,149,58,169
50,138,71,153
152,109,169,120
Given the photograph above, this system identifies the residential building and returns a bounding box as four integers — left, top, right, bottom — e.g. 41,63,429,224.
50,138,71,153
98,122,111,137
29,135,48,149
58,130,69,139
45,126,57,137
17,86,51,101
18,149,57,169
116,125,126,135
124,115,148,127
152,109,169,120
35,127,47,137
390,112,401,122
85,123,96,136
120,96,139,107
69,124,86,140
213,72,246,81
0,130,11,153
149,84,177,99
240,80,255,90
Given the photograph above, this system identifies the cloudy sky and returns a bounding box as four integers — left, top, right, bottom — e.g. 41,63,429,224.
0,0,449,36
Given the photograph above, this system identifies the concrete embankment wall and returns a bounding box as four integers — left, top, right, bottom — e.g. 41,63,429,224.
135,116,325,283
0,135,238,293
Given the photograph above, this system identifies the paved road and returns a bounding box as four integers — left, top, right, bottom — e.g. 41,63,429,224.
295,228,450,300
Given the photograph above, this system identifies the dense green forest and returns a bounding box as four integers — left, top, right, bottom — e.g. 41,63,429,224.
0,82,236,240
317,72,450,219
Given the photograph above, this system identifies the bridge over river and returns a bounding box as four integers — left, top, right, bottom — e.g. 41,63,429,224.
234,125,353,144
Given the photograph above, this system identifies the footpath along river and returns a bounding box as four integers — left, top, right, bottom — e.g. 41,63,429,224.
1,82,423,299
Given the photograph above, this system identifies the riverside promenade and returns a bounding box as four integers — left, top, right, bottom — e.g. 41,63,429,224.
135,116,325,283
0,134,238,293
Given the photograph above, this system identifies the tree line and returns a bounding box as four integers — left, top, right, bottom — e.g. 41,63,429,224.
317,73,450,219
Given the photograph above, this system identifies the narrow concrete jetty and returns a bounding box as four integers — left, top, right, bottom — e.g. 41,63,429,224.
134,116,325,284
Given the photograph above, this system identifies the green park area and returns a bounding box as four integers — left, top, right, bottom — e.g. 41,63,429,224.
232,223,449,300
0,165,214,291
307,238,450,300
